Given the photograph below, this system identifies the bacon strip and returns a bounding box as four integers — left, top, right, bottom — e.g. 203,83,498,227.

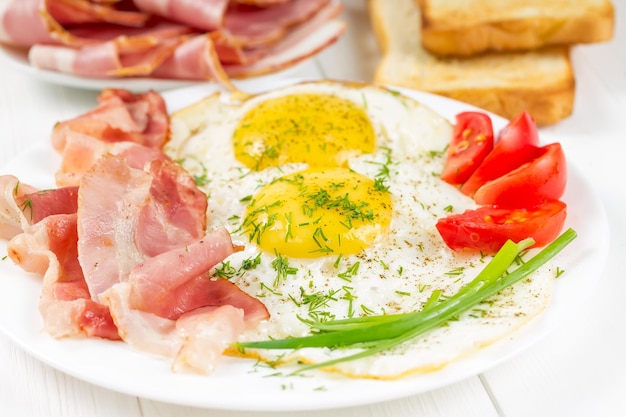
1,87,271,372
0,176,38,239
0,0,151,47
234,0,292,5
0,0,55,46
15,187,79,224
101,284,247,374
224,1,346,78
222,0,331,48
2,0,345,87
8,213,121,340
136,159,208,257
47,0,149,27
126,227,267,321
132,0,230,32
28,35,188,78
56,131,170,187
147,33,238,91
51,88,169,152
77,155,153,298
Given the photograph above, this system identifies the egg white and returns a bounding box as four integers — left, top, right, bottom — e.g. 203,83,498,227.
165,80,555,379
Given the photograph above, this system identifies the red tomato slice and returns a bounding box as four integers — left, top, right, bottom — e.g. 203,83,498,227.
436,200,567,253
440,112,494,185
474,143,567,208
460,111,539,196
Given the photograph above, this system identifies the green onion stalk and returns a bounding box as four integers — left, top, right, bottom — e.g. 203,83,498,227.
235,228,577,373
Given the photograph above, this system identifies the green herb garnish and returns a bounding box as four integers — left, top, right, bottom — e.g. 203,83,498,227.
235,228,577,373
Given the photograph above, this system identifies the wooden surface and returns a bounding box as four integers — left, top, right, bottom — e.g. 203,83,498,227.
1,1,625,416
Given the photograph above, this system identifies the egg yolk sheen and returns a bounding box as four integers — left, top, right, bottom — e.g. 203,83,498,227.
232,93,376,170
242,168,392,258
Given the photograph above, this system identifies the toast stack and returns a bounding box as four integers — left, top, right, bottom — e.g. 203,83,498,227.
369,0,615,125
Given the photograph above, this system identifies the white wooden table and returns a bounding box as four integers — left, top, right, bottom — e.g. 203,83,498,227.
1,2,625,416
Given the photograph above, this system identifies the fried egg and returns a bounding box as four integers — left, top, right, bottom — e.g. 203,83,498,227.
165,80,555,379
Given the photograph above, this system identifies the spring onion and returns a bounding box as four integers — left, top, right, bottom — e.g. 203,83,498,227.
235,228,577,372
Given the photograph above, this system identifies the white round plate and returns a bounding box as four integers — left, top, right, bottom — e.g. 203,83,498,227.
0,45,311,92
0,82,610,411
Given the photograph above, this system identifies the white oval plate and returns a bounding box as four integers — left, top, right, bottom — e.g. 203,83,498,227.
0,82,610,411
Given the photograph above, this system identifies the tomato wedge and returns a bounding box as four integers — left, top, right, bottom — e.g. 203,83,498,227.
436,200,567,253
460,111,539,196
473,143,567,208
440,112,494,185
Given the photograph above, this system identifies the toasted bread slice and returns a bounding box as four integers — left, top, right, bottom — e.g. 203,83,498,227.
370,0,575,125
417,0,615,56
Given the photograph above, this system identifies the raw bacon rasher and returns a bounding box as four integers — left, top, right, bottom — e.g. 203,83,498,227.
0,0,346,85
0,88,269,374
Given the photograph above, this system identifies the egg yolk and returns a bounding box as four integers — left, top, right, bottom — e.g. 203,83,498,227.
242,168,392,258
232,93,376,170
